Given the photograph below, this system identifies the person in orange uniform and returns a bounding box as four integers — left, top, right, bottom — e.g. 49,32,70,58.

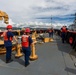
1,25,18,63
21,28,33,67
61,26,68,43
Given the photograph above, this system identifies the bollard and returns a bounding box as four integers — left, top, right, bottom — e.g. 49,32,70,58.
32,31,37,42
44,38,49,43
30,33,38,60
17,30,20,36
30,41,38,60
49,38,54,42
15,44,23,58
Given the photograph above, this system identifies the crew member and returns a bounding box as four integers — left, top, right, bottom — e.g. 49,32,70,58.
1,25,18,63
21,28,33,67
61,26,68,43
48,28,54,38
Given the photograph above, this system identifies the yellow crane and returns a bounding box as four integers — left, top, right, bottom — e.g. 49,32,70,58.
0,10,9,24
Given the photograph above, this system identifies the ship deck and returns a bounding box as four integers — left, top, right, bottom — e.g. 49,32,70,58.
0,34,76,75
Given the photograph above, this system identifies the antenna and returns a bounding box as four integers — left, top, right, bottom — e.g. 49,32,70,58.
51,15,52,27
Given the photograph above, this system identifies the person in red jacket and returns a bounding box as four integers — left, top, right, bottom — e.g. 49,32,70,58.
1,25,18,63
21,28,33,67
61,26,68,43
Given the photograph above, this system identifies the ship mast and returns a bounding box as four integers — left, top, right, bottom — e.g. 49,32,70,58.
74,13,76,24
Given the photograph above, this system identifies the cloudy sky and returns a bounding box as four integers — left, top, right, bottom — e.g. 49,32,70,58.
0,0,76,27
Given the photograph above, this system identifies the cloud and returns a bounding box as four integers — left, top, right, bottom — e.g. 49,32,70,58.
8,19,15,25
0,0,76,27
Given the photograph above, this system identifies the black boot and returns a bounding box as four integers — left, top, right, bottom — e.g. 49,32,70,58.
6,59,13,63
25,62,30,67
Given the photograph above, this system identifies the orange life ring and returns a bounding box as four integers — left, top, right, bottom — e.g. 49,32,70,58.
69,37,73,44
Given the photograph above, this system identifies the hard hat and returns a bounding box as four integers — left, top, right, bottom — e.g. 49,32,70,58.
6,25,12,29
25,28,30,33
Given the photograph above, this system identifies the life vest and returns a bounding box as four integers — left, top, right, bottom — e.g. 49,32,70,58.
3,31,13,41
49,29,52,33
61,27,67,32
21,35,29,47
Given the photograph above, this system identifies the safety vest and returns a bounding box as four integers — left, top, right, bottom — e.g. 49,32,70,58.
49,29,53,33
61,27,67,32
3,31,13,41
21,35,29,47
